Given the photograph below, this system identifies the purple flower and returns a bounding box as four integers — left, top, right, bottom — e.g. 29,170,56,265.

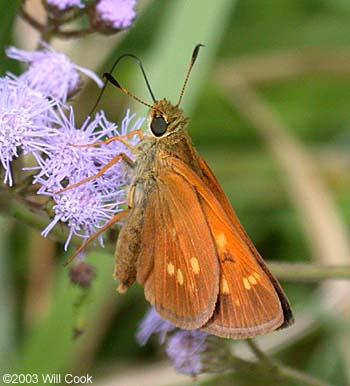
41,178,125,250
33,107,142,191
137,307,209,376
137,307,176,346
37,107,143,249
94,0,137,29
0,77,57,186
45,0,84,11
33,106,113,189
166,330,208,376
6,44,103,102
45,0,85,11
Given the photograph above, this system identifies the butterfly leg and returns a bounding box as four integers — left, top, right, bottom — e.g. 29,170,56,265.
69,129,144,152
57,153,134,194
63,208,130,266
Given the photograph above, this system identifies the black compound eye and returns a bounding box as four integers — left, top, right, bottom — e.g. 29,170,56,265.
151,116,168,137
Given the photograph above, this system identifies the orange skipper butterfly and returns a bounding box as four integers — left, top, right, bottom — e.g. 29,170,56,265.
68,44,294,339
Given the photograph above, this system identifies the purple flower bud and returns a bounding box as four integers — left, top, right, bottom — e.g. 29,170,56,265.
137,307,209,376
0,77,57,186
136,307,176,346
166,330,208,376
91,0,137,32
69,261,96,288
45,0,85,11
6,44,103,102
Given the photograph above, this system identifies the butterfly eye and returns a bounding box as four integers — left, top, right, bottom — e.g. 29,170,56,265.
150,116,168,137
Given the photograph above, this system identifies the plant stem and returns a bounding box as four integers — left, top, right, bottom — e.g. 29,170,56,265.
18,6,45,32
3,196,349,280
55,27,96,39
5,198,82,247
246,339,275,367
228,354,334,386
268,262,350,281
19,4,95,41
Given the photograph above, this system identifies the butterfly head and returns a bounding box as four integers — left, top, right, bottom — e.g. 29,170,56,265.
148,98,189,138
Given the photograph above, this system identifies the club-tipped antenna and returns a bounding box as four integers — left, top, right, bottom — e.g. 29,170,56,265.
89,53,156,115
176,43,205,107
103,72,154,110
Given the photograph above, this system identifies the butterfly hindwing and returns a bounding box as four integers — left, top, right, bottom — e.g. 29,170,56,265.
198,155,294,329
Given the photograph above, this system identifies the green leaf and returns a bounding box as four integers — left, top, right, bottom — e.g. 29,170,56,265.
13,252,116,373
0,216,15,371
0,0,21,74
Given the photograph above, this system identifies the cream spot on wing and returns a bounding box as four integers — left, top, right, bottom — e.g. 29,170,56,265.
253,272,260,279
177,269,184,285
235,299,241,306
243,277,251,290
217,232,227,249
248,274,258,285
190,257,200,274
220,277,230,294
171,228,177,239
167,263,175,276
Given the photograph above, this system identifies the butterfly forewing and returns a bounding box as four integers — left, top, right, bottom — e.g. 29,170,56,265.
137,169,220,329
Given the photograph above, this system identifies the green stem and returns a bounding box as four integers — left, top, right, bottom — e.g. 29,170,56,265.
268,262,350,281
227,354,333,386
3,196,349,280
246,339,275,367
5,199,82,247
240,339,333,386
54,27,96,39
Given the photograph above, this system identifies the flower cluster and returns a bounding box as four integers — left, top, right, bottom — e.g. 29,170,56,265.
7,44,103,102
137,307,209,376
43,0,137,31
0,78,58,186
1,44,143,250
37,107,143,249
45,0,85,12
93,0,137,30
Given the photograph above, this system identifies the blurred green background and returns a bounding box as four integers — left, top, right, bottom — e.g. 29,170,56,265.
0,0,349,385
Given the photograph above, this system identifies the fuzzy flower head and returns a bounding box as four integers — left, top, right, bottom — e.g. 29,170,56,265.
45,0,85,11
0,77,57,186
166,330,208,376
137,307,209,376
36,107,143,249
137,307,176,346
90,0,137,32
33,107,142,191
41,178,125,249
6,44,103,102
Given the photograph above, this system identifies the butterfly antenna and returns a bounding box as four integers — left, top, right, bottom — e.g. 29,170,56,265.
176,43,205,107
89,53,156,115
103,72,154,109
